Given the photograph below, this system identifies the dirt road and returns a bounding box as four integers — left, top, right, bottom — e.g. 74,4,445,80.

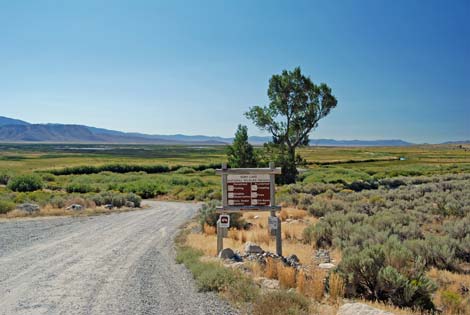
0,201,237,315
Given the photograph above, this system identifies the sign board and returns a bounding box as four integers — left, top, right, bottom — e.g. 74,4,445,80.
268,216,278,230
215,163,283,257
219,214,230,228
216,164,282,212
227,174,271,207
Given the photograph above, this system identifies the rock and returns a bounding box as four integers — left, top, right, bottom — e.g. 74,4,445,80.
104,204,113,209
253,215,259,219
262,278,280,290
66,204,83,211
319,263,335,269
125,201,135,208
337,303,394,315
460,284,469,295
245,242,263,254
224,262,247,271
254,277,280,290
286,254,299,264
17,203,40,214
218,248,235,260
285,254,301,268
314,249,331,263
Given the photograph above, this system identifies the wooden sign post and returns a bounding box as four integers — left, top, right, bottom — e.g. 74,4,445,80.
216,162,282,256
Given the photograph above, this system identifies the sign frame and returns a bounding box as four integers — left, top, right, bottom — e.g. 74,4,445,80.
216,163,281,212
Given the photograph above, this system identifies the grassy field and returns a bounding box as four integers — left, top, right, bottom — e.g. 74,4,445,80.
1,143,469,173
1,143,470,313
0,143,468,207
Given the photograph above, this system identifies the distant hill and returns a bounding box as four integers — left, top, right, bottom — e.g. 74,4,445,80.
0,116,30,126
441,140,470,145
0,115,460,146
309,139,413,147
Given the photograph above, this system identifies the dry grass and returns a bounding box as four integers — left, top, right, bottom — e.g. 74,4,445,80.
296,268,327,301
309,270,326,301
240,230,247,243
264,257,279,279
251,230,271,246
279,208,308,222
282,222,306,241
203,223,216,235
285,208,308,220
296,270,307,295
278,263,297,289
246,261,264,278
228,228,239,241
279,209,289,221
1,205,136,219
328,273,345,303
427,268,470,315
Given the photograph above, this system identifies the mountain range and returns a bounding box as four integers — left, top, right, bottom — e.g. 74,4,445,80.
0,116,466,146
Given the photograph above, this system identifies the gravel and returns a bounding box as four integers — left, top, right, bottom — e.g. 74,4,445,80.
0,201,238,315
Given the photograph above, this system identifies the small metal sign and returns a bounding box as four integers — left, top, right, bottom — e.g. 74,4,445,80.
268,216,278,230
219,214,230,228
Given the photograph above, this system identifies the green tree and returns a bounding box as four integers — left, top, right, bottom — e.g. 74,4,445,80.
227,124,257,168
246,67,337,183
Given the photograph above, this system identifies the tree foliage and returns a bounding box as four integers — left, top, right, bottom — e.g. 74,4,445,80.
246,67,337,183
226,125,257,168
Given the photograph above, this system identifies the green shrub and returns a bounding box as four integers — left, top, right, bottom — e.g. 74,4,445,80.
168,176,190,186
7,174,43,192
125,193,141,207
252,290,309,315
0,171,11,185
40,173,56,182
338,242,436,310
225,274,259,303
201,168,216,175
196,263,237,291
50,196,66,208
0,200,15,214
66,182,98,193
124,181,167,198
175,246,203,264
405,236,458,271
174,167,196,174
302,224,315,244
309,221,333,248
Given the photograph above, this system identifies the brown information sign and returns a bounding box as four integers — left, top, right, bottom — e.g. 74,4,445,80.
227,174,271,207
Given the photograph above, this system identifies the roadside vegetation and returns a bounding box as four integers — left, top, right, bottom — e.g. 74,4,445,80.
175,227,311,315
192,171,470,314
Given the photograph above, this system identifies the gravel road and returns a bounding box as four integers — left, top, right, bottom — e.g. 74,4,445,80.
0,201,237,315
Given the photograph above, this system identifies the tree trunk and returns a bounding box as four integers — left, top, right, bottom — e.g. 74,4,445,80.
282,146,298,184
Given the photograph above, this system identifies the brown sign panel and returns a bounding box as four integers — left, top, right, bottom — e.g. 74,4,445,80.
227,174,271,207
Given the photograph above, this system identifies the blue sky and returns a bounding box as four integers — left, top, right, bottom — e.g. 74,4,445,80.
0,0,468,143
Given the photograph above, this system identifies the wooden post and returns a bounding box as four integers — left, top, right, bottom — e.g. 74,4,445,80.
217,219,223,256
269,162,282,256
276,215,282,256
221,163,228,208
217,163,228,256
